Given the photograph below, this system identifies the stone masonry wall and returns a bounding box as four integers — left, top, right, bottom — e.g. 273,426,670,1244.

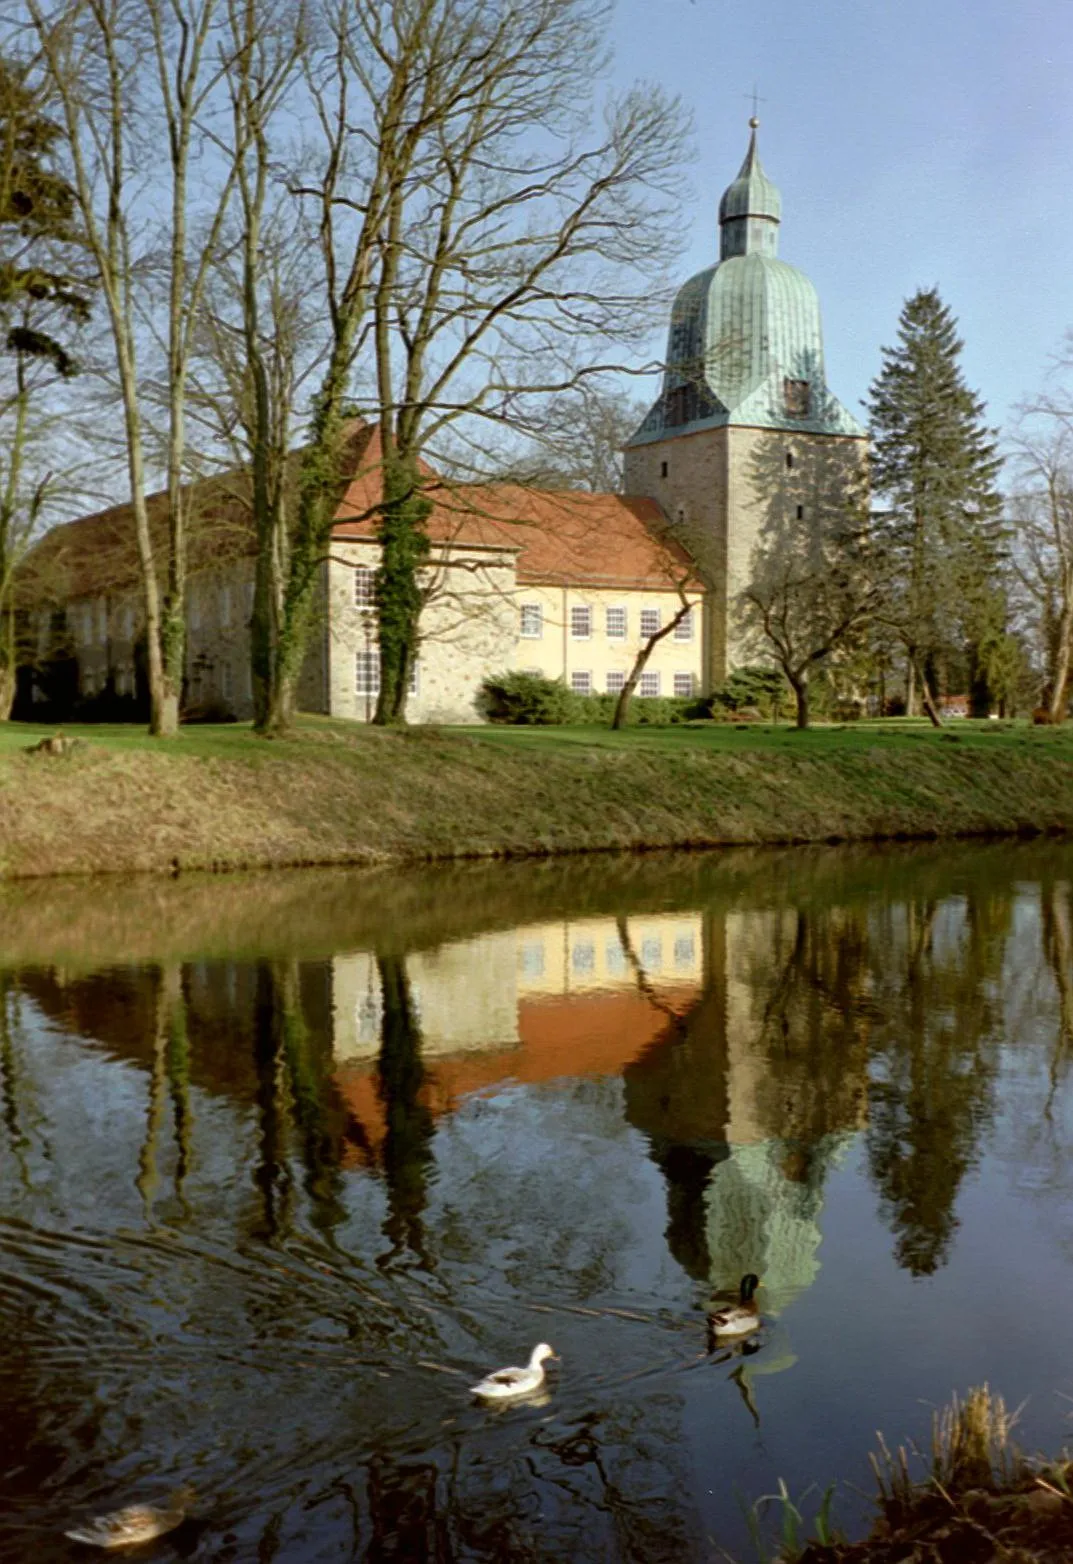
623,427,730,687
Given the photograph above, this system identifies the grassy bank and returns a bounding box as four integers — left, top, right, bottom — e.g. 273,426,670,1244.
1,717,1073,879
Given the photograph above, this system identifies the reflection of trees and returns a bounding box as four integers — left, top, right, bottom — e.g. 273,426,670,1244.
136,965,192,1221
0,973,30,1177
250,961,348,1241
376,954,436,1269
865,893,1005,1276
1040,878,1073,1112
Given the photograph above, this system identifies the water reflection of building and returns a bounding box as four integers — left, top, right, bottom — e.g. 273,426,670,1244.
330,914,704,1165
14,903,869,1299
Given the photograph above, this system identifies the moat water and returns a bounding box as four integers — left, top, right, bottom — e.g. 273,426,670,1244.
0,842,1071,1561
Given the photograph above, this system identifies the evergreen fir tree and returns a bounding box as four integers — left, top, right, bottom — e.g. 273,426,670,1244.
0,58,89,370
867,289,1004,716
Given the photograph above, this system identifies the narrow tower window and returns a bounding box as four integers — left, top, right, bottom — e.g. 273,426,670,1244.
796,504,805,520
660,461,669,478
785,451,794,471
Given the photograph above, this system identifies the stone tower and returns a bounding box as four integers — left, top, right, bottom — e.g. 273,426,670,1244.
623,122,867,688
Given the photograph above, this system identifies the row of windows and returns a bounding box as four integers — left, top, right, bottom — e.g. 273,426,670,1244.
520,603,693,642
518,932,696,979
356,649,419,697
565,670,694,698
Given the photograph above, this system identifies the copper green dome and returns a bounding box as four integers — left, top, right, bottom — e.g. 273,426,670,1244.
628,125,863,445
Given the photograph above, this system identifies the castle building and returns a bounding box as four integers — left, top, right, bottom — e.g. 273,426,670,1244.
624,120,867,687
19,123,862,723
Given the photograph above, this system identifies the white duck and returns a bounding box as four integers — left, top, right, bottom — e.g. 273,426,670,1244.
65,1486,195,1549
470,1343,558,1402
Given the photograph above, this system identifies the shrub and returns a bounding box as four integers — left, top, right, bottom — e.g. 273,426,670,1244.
477,671,578,724
478,673,700,726
708,665,785,720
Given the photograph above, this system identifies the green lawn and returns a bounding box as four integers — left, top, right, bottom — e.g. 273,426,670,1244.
3,713,1069,762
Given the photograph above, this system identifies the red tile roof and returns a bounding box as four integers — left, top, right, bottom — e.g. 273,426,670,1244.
21,420,701,604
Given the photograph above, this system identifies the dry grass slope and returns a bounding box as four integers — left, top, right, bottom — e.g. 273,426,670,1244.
1,720,1072,879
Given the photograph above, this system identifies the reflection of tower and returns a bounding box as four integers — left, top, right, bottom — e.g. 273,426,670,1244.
624,906,869,1315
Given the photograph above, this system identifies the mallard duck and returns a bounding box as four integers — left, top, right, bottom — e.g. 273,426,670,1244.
64,1486,195,1549
708,1273,761,1338
470,1343,558,1402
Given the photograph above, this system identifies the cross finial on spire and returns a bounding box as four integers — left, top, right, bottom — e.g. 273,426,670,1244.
744,85,766,127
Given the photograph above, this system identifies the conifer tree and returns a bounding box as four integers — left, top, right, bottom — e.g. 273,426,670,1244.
0,58,90,717
867,289,1003,718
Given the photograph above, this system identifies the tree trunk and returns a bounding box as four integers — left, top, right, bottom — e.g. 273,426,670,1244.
373,458,431,727
611,598,693,729
0,607,16,720
905,653,916,717
1048,594,1073,723
790,669,810,729
914,656,944,728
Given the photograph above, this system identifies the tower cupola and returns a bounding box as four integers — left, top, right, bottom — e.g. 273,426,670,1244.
718,119,781,260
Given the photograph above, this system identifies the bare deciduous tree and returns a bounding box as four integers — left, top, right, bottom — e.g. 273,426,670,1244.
738,439,877,729
26,0,240,734
236,0,689,733
1007,411,1073,721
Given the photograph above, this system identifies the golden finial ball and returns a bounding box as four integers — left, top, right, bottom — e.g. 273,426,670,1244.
749,116,760,129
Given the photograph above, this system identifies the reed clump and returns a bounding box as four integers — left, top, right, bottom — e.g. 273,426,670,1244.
789,1388,1073,1564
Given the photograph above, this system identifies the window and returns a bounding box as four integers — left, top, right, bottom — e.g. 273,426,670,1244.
641,937,662,971
784,378,811,417
640,607,661,638
674,608,693,642
188,591,201,632
220,662,233,700
570,670,592,695
660,460,668,478
519,942,545,978
673,672,694,698
96,600,108,643
354,565,376,609
639,670,660,698
606,671,626,694
571,941,595,974
356,648,380,696
605,940,626,975
796,504,805,520
605,606,627,640
122,605,134,640
520,602,543,639
220,583,232,627
355,648,417,697
570,604,592,639
785,450,795,471
674,934,696,969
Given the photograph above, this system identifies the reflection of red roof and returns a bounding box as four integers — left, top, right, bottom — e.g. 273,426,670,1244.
335,984,699,1167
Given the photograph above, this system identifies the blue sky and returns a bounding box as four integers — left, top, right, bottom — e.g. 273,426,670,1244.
609,0,1073,436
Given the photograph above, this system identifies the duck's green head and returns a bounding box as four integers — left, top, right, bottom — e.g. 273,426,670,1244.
740,1273,760,1302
